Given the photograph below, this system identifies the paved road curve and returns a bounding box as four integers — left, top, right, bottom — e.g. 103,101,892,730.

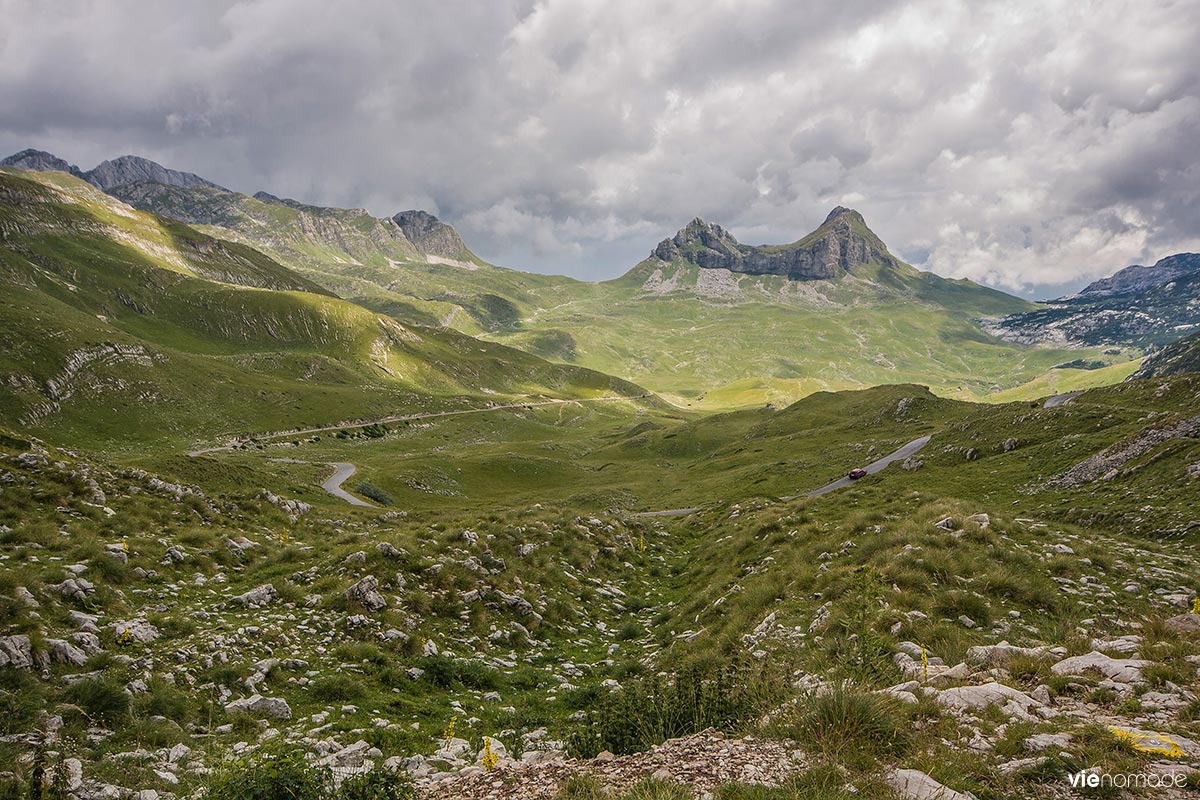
1044,391,1084,409
321,462,375,507
190,394,648,506
269,458,376,507
791,434,932,499
631,434,934,517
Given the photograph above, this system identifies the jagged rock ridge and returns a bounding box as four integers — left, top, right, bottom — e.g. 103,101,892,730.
2,147,480,268
1133,330,1200,379
393,210,473,262
1,149,223,192
650,206,899,280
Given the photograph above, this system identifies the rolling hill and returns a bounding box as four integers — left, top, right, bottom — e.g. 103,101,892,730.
0,166,648,451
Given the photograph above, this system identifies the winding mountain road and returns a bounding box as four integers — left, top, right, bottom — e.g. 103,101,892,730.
631,434,934,518
268,458,375,507
188,393,646,505
788,434,932,499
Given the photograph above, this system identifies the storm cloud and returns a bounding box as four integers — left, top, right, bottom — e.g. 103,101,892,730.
2,0,1198,294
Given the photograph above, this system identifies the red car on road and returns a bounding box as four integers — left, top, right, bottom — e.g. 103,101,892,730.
847,468,869,480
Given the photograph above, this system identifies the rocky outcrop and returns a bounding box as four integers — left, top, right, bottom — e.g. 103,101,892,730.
224,694,292,719
1133,331,1200,379
1050,651,1151,683
649,207,899,281
987,252,1200,348
1046,413,1200,489
392,210,474,262
886,768,976,800
344,575,387,611
0,635,35,669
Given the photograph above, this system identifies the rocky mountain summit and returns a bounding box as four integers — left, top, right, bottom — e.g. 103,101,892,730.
85,154,224,192
650,206,899,280
0,148,475,270
0,148,85,177
393,210,475,263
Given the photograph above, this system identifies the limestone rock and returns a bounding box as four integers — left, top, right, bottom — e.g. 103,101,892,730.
886,768,976,800
224,694,292,719
230,583,278,607
0,635,34,669
344,575,387,611
1051,651,1150,683
1165,614,1200,633
935,682,1043,721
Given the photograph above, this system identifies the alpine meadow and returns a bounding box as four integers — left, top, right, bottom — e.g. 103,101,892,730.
1,3,1200,800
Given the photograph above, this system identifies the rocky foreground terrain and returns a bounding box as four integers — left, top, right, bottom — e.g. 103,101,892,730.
3,418,1200,799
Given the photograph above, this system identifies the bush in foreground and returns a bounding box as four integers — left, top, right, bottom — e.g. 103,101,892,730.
204,746,412,800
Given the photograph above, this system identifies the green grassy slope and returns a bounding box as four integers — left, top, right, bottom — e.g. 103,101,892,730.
0,169,648,452
2,371,1198,796
108,178,582,336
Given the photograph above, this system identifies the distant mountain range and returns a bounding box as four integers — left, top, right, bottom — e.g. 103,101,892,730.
4,147,1197,408
986,253,1200,348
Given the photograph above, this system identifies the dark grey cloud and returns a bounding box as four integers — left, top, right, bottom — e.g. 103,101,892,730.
2,0,1198,294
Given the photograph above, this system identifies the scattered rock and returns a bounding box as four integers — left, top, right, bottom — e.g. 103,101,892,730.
1165,614,1200,633
0,635,34,669
224,694,292,719
886,768,976,800
344,575,387,611
230,583,278,607
1051,651,1150,683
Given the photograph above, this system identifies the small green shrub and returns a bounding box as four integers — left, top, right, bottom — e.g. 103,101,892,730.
66,677,130,725
784,683,911,767
335,768,413,800
204,747,329,800
556,775,605,799
620,782,691,800
616,621,642,640
355,481,393,506
569,661,782,757
311,676,365,703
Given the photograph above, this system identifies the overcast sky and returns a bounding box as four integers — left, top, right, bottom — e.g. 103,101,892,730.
2,0,1198,296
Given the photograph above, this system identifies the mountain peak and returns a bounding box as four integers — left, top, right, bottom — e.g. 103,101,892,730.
650,206,895,280
1,148,84,176
87,155,225,192
392,210,474,262
822,205,861,225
